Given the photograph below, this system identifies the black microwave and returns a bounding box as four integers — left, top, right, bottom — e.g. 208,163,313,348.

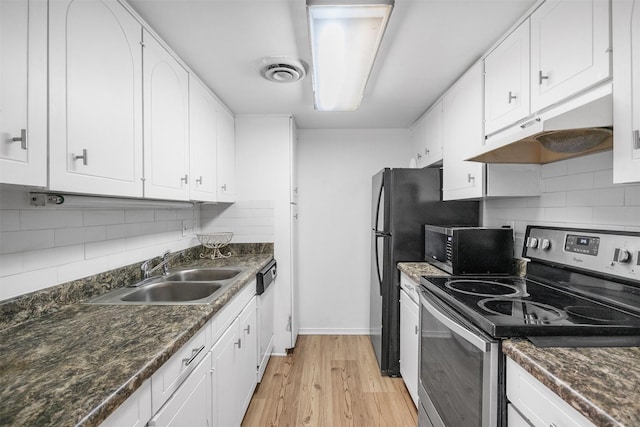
424,225,514,275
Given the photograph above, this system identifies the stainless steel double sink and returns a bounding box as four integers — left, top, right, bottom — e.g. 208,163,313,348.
85,268,246,305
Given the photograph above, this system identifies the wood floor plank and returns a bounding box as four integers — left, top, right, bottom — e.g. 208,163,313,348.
242,335,417,427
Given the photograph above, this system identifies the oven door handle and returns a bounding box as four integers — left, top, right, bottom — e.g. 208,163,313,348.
420,292,492,352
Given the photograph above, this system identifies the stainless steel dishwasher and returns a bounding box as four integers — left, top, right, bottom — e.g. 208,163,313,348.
256,259,277,382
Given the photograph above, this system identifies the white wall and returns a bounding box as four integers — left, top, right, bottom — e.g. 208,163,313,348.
0,186,199,301
483,151,640,251
297,129,412,334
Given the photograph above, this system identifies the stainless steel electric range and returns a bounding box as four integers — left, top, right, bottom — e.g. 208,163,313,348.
417,225,640,427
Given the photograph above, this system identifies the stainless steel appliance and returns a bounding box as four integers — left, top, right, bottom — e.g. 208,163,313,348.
418,225,640,427
423,225,514,275
370,167,479,376
256,259,277,382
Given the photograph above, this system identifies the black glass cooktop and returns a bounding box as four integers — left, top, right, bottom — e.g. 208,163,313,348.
420,274,640,342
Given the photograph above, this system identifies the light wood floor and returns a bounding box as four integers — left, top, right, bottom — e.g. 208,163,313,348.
242,335,418,427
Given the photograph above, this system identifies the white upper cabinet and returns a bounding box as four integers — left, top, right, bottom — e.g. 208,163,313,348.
0,0,47,187
189,76,218,202
142,30,190,201
411,100,443,168
442,62,485,200
613,0,640,183
49,0,143,197
216,106,236,202
484,20,531,135
530,0,611,112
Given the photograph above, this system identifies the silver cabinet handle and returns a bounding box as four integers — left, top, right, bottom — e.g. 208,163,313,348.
467,173,475,183
508,91,517,104
633,130,640,149
180,174,188,184
11,129,27,149
416,152,422,160
414,325,419,335
244,325,251,334
73,149,88,165
425,148,430,155
221,184,227,191
183,344,205,366
196,176,203,185
538,70,549,85
234,338,242,349
520,118,541,129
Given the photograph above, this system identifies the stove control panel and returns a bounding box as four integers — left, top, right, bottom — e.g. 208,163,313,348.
524,226,640,282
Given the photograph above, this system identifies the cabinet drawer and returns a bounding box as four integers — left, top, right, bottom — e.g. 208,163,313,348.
506,358,595,427
151,321,210,412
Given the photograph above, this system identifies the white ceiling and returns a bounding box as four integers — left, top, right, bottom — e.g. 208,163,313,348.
127,0,537,129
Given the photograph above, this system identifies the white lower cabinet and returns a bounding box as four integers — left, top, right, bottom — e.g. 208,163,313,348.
148,352,212,427
100,380,152,427
506,357,595,427
399,278,419,408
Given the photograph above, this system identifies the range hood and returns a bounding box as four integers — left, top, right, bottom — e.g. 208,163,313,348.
467,82,613,164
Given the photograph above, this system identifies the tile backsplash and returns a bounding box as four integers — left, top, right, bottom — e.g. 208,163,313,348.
483,151,640,252
0,186,274,301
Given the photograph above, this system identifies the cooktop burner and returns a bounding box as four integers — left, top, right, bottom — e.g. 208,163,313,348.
445,279,522,297
478,298,567,323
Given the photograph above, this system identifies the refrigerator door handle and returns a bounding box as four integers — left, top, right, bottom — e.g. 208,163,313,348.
375,234,386,296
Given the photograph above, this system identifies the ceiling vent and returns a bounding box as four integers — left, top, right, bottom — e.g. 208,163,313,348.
259,57,307,83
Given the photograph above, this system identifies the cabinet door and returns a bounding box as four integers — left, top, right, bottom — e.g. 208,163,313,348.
189,76,218,202
484,20,530,135
237,297,258,417
49,0,143,197
100,381,152,427
411,113,429,168
211,323,239,427
613,0,640,183
530,0,611,112
399,289,419,408
0,0,46,186
423,100,444,166
143,30,190,201
216,106,236,202
148,352,212,427
442,62,484,200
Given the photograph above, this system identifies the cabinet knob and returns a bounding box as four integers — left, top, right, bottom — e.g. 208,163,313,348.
73,149,88,166
538,70,549,85
11,129,27,150
508,91,517,104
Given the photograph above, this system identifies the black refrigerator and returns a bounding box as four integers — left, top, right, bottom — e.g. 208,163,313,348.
370,167,479,376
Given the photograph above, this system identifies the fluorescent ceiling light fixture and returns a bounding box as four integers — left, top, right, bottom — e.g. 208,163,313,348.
307,0,394,111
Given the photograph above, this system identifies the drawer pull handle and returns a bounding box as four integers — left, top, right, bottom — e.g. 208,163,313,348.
244,325,251,334
520,118,541,129
633,130,640,149
508,91,517,104
181,174,188,184
183,344,205,366
538,70,549,85
196,176,203,185
234,338,242,349
414,325,419,334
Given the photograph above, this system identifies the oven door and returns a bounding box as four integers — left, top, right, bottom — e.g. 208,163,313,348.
418,289,501,427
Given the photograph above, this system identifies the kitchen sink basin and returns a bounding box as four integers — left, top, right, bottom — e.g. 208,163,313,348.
165,268,242,282
85,267,247,305
121,281,224,302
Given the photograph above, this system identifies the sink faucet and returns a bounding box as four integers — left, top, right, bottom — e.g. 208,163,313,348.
141,250,180,279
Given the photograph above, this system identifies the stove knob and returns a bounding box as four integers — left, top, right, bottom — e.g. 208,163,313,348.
527,237,539,248
541,239,551,250
614,248,631,263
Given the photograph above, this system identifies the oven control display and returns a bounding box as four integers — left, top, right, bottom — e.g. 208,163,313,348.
565,234,600,256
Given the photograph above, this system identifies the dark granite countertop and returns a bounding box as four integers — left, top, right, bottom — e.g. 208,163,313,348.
503,339,640,426
397,262,449,283
0,251,273,427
